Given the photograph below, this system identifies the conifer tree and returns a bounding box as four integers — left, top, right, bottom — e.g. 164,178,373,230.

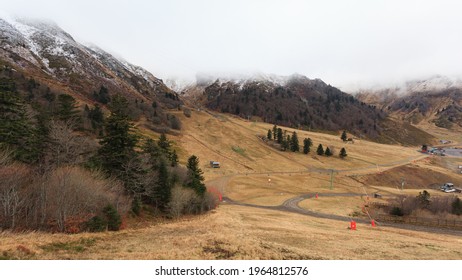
170,149,178,167
276,128,283,144
186,155,206,196
142,138,162,169
267,129,272,140
93,85,110,104
103,204,122,231
339,147,347,158
316,144,324,156
325,147,333,156
290,131,300,152
88,104,104,130
158,133,171,153
156,159,171,210
341,130,347,142
281,138,289,151
272,125,277,140
57,94,80,124
303,138,312,154
97,95,139,186
0,80,39,163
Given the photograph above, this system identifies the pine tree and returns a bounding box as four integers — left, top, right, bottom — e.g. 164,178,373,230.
341,130,347,142
87,104,104,130
97,95,139,186
267,129,272,140
272,125,277,140
276,128,283,144
170,149,178,167
143,138,162,167
303,138,312,154
93,85,110,104
103,204,122,231
325,147,333,156
281,139,289,151
290,131,300,152
0,80,39,163
156,159,171,210
186,155,206,196
339,147,347,158
316,144,324,156
158,133,171,153
57,94,80,124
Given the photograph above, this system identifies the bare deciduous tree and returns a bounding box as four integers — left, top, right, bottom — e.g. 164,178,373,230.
45,120,97,168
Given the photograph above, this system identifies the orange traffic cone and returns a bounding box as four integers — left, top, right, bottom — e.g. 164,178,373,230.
371,220,376,227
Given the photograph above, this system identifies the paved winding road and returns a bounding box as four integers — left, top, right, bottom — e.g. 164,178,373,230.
222,192,462,235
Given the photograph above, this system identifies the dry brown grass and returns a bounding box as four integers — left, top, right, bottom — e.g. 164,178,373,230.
1,205,461,260
175,110,421,179
219,173,366,206
298,196,367,217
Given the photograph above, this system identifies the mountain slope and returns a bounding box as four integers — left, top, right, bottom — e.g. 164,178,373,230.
182,73,434,144
0,17,180,118
356,76,462,129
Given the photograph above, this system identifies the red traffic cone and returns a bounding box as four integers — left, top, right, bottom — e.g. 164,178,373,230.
371,220,376,227
350,220,357,230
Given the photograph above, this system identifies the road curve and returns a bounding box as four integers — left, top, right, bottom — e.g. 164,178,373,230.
222,193,462,236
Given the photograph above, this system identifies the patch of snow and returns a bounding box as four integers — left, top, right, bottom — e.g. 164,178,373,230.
8,18,41,57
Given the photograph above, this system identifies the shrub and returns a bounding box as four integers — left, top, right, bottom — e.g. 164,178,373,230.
183,108,192,118
452,197,462,215
169,115,182,130
168,185,219,218
46,167,128,232
131,196,142,216
339,147,347,158
0,164,130,232
390,207,404,216
85,216,107,232
168,186,197,218
103,205,122,231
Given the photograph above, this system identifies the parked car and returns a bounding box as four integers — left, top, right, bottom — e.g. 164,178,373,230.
444,187,457,193
440,183,454,191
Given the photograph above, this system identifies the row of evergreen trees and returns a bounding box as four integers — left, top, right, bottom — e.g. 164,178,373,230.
267,125,305,152
266,125,347,158
315,144,347,158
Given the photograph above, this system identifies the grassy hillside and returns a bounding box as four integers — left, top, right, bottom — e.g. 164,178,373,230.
1,204,461,260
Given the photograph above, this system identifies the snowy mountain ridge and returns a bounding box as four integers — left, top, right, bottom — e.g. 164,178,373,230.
0,16,165,95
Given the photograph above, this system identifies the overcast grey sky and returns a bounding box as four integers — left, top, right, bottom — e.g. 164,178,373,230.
1,0,462,90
